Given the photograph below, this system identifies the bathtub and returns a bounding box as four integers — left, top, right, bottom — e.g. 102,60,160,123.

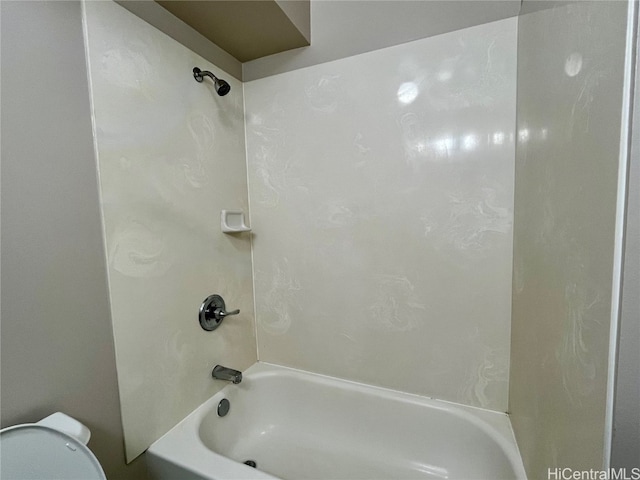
147,363,526,480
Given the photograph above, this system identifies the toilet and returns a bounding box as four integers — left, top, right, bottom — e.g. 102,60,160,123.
0,412,106,479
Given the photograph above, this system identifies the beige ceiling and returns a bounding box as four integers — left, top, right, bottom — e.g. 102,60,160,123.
155,0,310,62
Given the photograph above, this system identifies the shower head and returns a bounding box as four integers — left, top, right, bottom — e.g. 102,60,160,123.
193,67,231,96
215,78,231,96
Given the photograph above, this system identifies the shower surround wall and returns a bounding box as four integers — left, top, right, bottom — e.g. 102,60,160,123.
245,18,517,411
509,1,629,477
83,1,256,461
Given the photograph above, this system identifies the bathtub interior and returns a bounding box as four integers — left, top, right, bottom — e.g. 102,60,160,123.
191,363,526,480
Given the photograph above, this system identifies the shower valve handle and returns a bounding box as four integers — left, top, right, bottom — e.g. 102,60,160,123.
199,294,240,331
217,309,240,319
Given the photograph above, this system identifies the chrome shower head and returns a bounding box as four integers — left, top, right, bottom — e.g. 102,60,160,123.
193,67,231,96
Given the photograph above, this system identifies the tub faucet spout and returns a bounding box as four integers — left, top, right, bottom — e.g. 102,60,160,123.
212,365,242,384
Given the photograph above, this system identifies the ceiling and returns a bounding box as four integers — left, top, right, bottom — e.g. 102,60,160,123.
155,0,310,62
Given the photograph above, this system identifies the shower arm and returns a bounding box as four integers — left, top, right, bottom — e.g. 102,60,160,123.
193,67,218,83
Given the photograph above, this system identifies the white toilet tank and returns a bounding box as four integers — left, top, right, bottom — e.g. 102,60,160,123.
0,412,106,480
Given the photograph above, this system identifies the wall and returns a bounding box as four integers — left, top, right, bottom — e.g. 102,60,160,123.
612,28,640,466
509,1,629,477
115,0,242,80
0,1,146,478
82,1,256,461
245,18,517,412
242,0,521,81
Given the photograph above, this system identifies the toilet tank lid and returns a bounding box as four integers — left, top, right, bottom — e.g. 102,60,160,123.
0,425,106,480
35,412,91,445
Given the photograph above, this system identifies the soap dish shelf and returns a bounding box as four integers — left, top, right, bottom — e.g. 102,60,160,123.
221,210,251,233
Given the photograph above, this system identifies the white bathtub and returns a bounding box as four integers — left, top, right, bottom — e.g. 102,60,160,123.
147,363,526,480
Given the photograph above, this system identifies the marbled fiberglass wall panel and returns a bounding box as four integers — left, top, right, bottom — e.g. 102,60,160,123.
245,18,517,411
510,2,628,477
83,1,256,461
